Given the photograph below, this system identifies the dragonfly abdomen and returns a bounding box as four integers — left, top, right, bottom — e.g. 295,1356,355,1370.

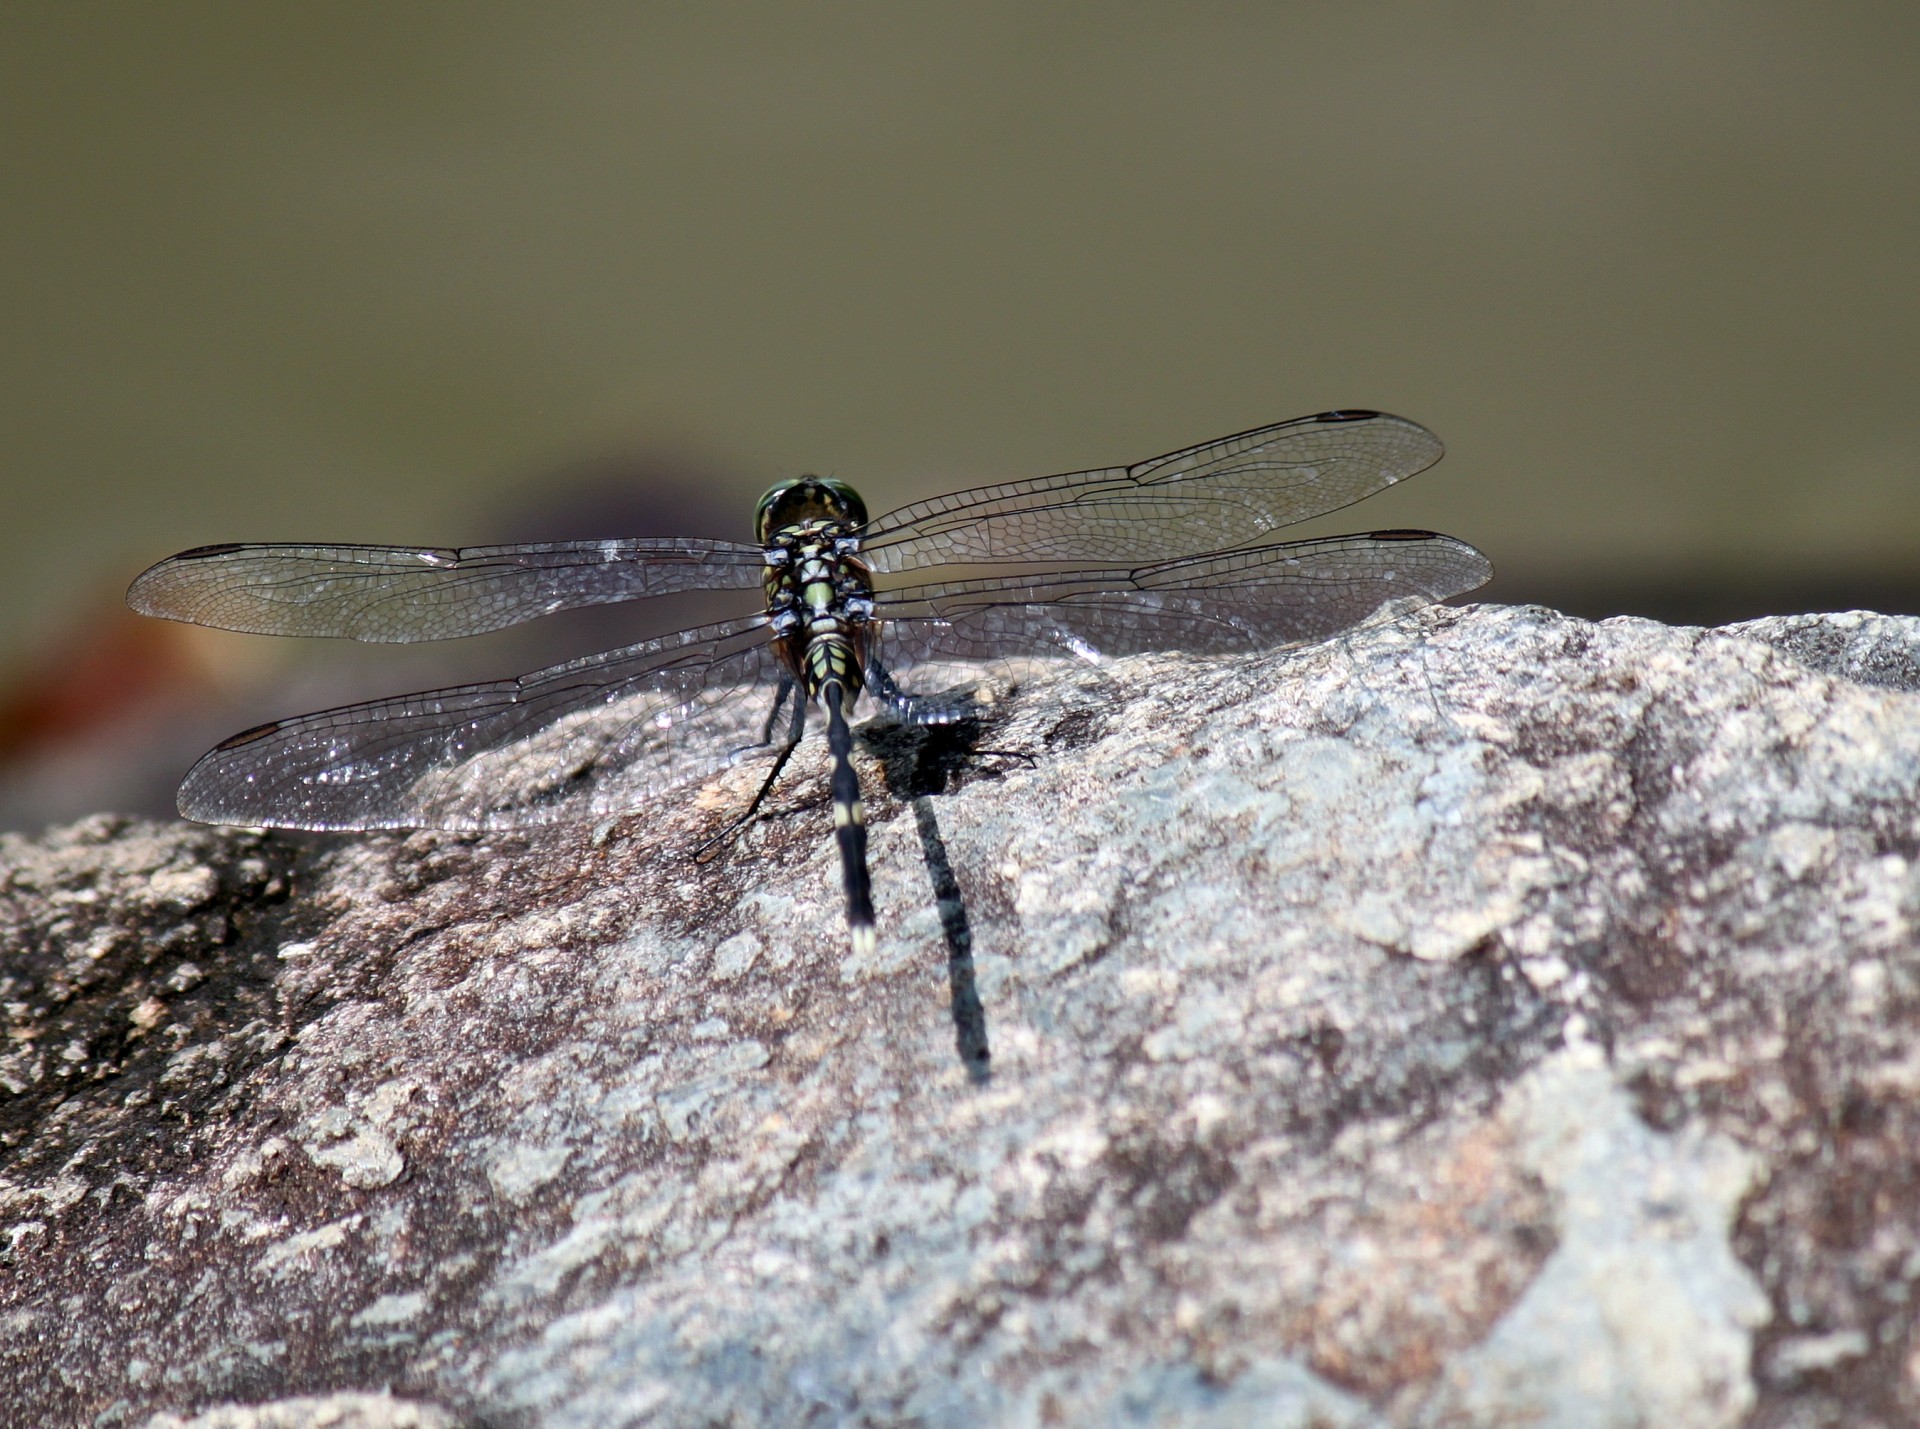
821,676,875,955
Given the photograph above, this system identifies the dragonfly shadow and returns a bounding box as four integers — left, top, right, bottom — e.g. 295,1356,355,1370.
865,719,1000,1083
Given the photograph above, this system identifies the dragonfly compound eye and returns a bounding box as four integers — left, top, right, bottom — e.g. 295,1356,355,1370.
756,477,870,543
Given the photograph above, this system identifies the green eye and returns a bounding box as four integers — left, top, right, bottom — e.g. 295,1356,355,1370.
815,479,868,526
755,477,870,542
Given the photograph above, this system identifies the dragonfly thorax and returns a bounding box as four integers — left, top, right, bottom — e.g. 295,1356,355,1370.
761,512,876,708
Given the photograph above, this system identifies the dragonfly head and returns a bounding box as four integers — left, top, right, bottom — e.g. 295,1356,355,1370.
756,477,869,544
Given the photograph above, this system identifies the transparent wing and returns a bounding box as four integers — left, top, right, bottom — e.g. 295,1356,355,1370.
177,615,795,831
128,538,766,642
870,531,1491,676
862,410,1443,570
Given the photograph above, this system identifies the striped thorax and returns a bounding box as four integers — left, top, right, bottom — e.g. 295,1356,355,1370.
756,477,876,712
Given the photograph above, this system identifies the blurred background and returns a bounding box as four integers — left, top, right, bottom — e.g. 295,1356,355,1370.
1,4,1916,828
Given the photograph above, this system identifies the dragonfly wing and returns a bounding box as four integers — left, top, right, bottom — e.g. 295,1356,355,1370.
129,538,766,642
870,531,1491,674
178,615,795,830
862,411,1443,570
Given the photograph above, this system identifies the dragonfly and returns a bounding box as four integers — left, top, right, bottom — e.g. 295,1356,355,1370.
128,410,1491,954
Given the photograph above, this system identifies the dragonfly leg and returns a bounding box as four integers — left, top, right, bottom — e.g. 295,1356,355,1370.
717,673,796,763
692,688,808,864
866,655,976,726
754,674,796,748
823,680,876,955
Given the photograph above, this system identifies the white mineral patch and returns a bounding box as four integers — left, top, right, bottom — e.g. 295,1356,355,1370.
350,1292,429,1330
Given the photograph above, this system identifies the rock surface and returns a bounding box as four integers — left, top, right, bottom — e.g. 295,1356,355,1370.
4,603,1920,1427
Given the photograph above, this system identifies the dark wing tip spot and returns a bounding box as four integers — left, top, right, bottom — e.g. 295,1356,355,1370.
1367,529,1442,541
1315,409,1381,423
214,720,284,751
174,543,248,560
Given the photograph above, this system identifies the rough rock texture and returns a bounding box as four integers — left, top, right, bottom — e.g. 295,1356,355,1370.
4,603,1920,1428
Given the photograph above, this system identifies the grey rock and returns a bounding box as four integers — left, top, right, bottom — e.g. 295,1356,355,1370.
1732,610,1920,693
144,1392,456,1429
3,603,1919,1427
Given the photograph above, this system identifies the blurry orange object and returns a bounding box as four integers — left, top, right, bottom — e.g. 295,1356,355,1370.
0,600,228,764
